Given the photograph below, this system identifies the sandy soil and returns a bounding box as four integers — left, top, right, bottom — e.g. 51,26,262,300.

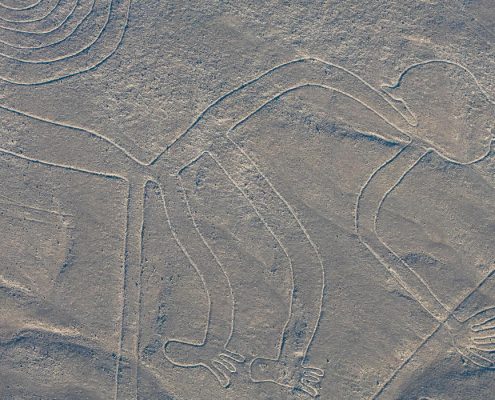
1,1,495,399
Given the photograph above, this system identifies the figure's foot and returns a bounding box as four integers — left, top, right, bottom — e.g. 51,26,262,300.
163,339,245,387
250,357,324,398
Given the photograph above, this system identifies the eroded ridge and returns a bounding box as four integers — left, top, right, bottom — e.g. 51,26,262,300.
0,0,130,85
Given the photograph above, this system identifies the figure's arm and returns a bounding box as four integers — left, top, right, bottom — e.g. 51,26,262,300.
153,57,415,172
0,104,138,177
356,143,452,323
452,268,495,321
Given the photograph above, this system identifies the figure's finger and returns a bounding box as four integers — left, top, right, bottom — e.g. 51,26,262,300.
472,326,495,338
207,360,231,388
473,342,495,353
472,336,495,345
298,379,319,398
302,372,320,383
217,354,237,373
464,347,495,369
472,319,495,332
303,366,324,377
222,349,245,363
456,346,491,369
470,307,495,331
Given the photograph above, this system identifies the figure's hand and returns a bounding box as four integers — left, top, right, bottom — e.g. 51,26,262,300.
163,339,245,388
446,307,495,369
297,366,325,398
250,357,324,398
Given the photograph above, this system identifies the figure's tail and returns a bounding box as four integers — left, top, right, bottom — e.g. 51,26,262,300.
0,0,130,85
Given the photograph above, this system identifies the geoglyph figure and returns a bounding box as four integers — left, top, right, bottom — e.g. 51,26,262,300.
0,2,494,399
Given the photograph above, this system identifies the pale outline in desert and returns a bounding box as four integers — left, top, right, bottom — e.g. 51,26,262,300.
1,1,495,399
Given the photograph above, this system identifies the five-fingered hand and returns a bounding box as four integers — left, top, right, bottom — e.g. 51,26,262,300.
447,307,495,369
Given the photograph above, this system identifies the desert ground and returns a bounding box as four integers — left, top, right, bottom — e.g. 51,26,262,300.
1,1,495,399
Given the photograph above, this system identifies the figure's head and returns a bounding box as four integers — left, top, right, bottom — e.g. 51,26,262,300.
382,61,495,164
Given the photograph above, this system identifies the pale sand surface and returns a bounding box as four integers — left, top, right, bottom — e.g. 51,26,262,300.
1,1,495,399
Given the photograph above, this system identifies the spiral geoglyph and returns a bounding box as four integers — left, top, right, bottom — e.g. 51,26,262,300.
0,0,130,85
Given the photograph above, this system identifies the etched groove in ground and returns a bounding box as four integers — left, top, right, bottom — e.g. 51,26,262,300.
0,0,130,85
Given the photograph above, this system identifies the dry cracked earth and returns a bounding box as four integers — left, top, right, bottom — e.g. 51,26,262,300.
1,1,495,399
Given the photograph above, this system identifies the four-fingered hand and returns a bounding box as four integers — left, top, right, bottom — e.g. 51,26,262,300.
250,357,325,398
447,307,495,369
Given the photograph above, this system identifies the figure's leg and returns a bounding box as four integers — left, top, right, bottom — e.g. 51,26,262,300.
115,176,147,400
154,173,244,388
208,137,325,397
